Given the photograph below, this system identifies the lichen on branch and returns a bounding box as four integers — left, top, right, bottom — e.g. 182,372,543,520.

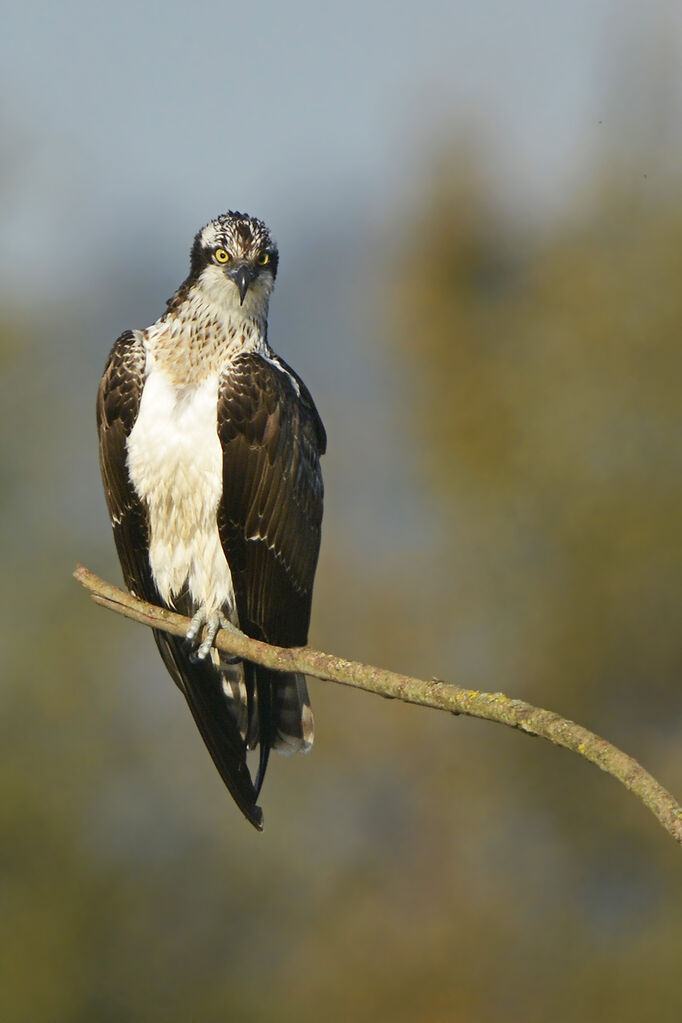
74,564,682,848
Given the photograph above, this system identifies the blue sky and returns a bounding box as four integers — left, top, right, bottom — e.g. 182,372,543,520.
2,0,677,298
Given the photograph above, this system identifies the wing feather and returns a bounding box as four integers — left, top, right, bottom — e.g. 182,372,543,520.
97,331,153,601
217,353,325,782
217,352,325,643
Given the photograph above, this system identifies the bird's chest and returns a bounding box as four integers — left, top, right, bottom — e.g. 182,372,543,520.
126,368,233,610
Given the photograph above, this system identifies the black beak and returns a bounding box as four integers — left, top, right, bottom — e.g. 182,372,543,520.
233,264,255,304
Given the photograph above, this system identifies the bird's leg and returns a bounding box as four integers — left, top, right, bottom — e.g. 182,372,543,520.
185,607,242,662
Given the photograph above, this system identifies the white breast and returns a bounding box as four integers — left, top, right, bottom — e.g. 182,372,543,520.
126,366,235,615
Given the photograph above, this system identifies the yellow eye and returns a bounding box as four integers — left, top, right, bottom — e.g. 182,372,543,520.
257,251,271,266
214,248,230,264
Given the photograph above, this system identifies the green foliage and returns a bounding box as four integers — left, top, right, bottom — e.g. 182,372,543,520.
380,145,682,1017
390,153,682,725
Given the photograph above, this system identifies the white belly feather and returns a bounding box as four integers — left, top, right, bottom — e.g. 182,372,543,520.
126,367,235,615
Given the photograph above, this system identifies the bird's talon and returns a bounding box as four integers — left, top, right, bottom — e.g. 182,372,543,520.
185,608,232,660
185,609,206,646
196,636,214,661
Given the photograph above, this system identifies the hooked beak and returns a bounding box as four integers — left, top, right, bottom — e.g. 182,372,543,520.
231,263,256,305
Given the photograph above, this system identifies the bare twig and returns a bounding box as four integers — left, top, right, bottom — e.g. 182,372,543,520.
74,564,682,847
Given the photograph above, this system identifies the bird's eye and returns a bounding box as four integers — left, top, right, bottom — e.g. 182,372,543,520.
214,248,230,264
257,251,271,266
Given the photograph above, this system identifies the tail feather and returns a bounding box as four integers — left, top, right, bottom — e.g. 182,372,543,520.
272,672,314,753
219,654,249,743
252,667,313,795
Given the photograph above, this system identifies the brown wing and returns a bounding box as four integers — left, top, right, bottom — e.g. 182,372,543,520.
217,352,325,644
217,352,325,786
97,331,153,600
97,331,262,829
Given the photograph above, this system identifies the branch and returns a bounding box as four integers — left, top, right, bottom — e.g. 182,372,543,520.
74,564,682,848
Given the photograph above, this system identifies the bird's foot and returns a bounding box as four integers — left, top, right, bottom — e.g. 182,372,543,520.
185,608,240,662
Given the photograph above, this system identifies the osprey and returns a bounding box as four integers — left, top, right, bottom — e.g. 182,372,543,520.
97,211,326,829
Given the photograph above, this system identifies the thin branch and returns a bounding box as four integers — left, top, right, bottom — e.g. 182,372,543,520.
74,564,682,848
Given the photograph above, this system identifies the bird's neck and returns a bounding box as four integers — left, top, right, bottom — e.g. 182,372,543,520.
149,285,269,384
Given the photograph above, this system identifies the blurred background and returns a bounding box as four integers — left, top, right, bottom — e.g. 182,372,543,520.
2,1,682,1020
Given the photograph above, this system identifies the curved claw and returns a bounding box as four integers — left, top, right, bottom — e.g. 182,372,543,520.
185,608,243,663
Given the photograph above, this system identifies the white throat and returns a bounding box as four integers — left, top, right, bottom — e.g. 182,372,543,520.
196,265,272,336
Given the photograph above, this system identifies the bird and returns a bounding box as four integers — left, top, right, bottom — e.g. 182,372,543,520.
97,211,326,829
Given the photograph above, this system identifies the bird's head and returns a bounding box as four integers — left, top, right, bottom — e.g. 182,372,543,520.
187,211,279,317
